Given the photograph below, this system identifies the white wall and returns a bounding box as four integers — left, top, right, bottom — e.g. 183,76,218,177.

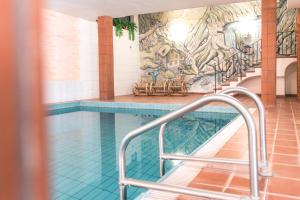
113,17,141,96
78,20,100,99
285,63,297,95
239,58,297,96
276,58,297,95
44,11,141,103
43,9,99,104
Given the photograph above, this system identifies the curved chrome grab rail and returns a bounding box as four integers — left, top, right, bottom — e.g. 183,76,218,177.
159,86,271,177
119,94,259,200
219,86,271,176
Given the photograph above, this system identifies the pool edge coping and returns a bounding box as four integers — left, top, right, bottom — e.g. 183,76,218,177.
46,100,239,114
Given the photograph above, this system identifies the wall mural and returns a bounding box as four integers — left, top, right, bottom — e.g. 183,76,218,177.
138,0,295,93
277,0,296,55
138,1,261,93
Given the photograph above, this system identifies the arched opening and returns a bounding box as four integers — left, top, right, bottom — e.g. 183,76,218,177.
285,62,297,96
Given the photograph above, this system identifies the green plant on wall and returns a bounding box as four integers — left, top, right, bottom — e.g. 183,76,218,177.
113,18,124,37
125,21,137,40
113,18,137,41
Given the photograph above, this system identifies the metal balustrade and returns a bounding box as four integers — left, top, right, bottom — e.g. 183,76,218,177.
277,31,297,56
119,93,261,200
214,39,261,93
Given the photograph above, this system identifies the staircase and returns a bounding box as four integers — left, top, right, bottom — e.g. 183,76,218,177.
213,39,262,93
213,30,297,93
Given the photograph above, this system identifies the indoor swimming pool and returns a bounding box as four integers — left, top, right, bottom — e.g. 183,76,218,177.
47,107,237,200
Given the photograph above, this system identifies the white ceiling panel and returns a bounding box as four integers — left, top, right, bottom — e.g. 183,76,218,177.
45,0,251,21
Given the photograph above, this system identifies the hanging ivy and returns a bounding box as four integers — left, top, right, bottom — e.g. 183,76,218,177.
113,18,137,41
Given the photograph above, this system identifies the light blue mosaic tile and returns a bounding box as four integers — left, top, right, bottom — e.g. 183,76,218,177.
47,100,239,200
47,101,80,110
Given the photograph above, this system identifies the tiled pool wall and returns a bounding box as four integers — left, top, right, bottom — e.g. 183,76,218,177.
47,100,239,116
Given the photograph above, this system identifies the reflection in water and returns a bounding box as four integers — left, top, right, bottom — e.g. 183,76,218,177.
100,113,116,177
47,110,236,200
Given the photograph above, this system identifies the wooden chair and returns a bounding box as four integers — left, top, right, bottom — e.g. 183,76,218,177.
149,77,171,95
132,76,152,96
168,75,188,96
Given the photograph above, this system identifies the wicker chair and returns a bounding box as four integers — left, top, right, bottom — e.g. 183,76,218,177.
132,76,152,96
168,75,188,96
149,77,171,95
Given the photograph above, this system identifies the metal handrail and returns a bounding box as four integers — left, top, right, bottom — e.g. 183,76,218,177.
276,31,296,56
119,94,260,200
219,86,271,176
159,87,271,177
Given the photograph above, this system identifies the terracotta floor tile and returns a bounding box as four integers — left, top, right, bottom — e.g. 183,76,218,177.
229,176,266,190
274,146,299,155
272,154,300,165
192,169,231,186
216,149,246,159
272,164,300,179
224,188,250,196
275,139,298,148
276,130,296,135
188,182,223,192
222,142,247,150
266,194,300,200
268,177,300,197
266,136,275,141
276,134,297,141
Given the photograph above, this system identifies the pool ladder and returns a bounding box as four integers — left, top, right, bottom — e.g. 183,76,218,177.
118,86,272,200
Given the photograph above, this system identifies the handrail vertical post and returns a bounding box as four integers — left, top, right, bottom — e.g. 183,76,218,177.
119,185,127,200
220,86,271,176
159,123,167,177
245,111,259,200
119,140,127,200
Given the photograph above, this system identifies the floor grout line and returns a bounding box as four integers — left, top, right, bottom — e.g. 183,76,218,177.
263,101,281,200
221,171,234,193
291,99,300,157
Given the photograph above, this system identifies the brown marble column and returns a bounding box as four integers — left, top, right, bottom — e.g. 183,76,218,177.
261,0,277,105
297,9,300,98
98,16,115,100
0,0,48,199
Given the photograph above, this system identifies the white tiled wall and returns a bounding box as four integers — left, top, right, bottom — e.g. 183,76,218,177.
44,11,141,103
113,18,141,96
44,11,99,104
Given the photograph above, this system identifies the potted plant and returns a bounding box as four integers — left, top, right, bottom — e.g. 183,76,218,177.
113,18,137,41
113,18,124,37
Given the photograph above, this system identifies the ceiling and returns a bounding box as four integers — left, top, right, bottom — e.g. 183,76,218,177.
45,0,251,21
287,0,300,8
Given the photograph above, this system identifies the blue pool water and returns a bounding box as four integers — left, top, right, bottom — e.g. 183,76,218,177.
47,107,237,200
